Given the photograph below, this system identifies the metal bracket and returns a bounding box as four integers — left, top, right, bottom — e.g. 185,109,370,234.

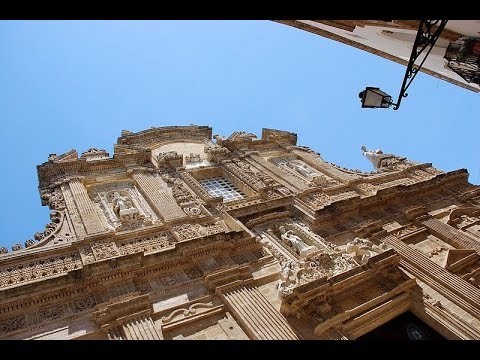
392,20,448,110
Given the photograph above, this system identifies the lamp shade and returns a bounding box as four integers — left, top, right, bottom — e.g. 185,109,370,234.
359,87,393,108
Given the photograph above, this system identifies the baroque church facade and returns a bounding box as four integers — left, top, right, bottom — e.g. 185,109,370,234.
1,125,480,340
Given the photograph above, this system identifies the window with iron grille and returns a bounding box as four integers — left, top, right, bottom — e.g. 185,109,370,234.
199,177,245,202
444,37,480,85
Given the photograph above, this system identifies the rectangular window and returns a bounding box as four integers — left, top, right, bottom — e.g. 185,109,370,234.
199,177,245,202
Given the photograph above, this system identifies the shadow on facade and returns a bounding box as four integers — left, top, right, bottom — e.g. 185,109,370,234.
358,311,445,340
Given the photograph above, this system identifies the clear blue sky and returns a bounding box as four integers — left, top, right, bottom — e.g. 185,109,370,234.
1,20,479,250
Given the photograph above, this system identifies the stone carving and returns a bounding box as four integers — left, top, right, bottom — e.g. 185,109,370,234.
73,296,96,312
0,247,7,254
0,252,82,289
12,244,22,252
223,160,269,190
40,188,66,210
157,151,183,168
313,175,340,188
0,315,26,335
303,192,332,209
307,252,358,277
184,266,203,279
172,222,225,241
79,246,96,265
279,226,315,258
164,174,203,217
34,211,63,242
108,282,136,299
161,302,215,324
24,239,35,248
159,273,178,287
185,152,201,164
39,304,64,321
345,237,389,264
277,260,304,297
91,241,119,261
80,148,109,161
204,142,230,162
227,131,257,142
393,225,420,238
116,232,174,256
287,160,318,178
361,145,414,172
92,183,157,231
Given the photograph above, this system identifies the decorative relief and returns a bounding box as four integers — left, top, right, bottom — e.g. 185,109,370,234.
73,295,96,312
91,182,159,231
184,266,203,279
162,173,203,216
392,224,421,238
80,148,109,161
39,304,64,321
0,315,26,336
157,151,183,168
79,246,95,265
91,241,119,261
116,232,175,255
345,237,389,265
0,252,82,289
172,221,225,241
108,282,137,299
223,159,277,191
205,142,230,163
31,210,75,247
40,188,66,210
313,174,340,188
161,302,215,324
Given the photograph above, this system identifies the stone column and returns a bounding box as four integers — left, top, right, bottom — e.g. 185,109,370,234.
420,217,480,254
68,177,105,235
120,314,163,340
218,282,299,340
383,234,480,320
103,325,124,340
131,169,187,222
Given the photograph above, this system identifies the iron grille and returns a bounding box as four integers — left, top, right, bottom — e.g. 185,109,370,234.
444,37,480,85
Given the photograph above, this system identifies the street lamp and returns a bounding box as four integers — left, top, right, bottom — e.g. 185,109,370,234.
359,20,448,110
358,87,393,108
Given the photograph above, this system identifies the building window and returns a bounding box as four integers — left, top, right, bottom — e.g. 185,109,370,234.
199,177,245,202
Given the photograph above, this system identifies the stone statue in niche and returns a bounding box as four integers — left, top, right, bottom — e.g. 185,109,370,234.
345,237,388,264
279,226,315,258
111,191,139,223
112,192,134,215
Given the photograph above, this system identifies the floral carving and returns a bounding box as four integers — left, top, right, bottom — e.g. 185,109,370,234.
74,296,96,312
165,174,203,216
0,315,26,335
91,241,119,261
184,266,203,279
39,304,64,321
117,232,174,255
40,188,66,210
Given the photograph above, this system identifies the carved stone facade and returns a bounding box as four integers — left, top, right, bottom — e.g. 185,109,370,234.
1,125,480,340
